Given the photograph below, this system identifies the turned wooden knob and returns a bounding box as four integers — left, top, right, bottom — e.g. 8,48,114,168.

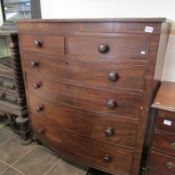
103,154,112,163
38,128,45,134
33,82,41,89
108,71,119,82
98,43,109,53
33,40,42,48
31,60,39,68
36,105,44,112
107,99,117,109
166,162,175,170
105,127,114,137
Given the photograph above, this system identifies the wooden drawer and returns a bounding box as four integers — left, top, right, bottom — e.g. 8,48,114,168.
28,95,137,149
26,74,142,119
152,130,175,156
149,151,175,174
32,117,133,175
68,35,148,58
156,110,175,134
22,52,145,91
20,33,65,56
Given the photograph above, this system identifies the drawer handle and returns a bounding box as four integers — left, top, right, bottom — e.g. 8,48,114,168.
38,128,45,134
33,82,41,89
105,127,114,137
171,143,175,150
166,162,175,170
31,60,39,68
98,43,109,54
36,105,44,112
33,40,42,48
103,154,112,163
108,71,119,82
107,99,117,109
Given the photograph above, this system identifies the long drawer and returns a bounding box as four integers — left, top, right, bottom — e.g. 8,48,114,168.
68,35,148,58
32,117,133,175
19,33,65,56
28,95,137,149
22,52,145,91
26,74,142,119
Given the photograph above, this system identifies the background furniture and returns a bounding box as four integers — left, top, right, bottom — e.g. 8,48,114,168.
0,30,29,142
146,82,175,175
17,18,167,175
1,0,41,30
0,0,41,143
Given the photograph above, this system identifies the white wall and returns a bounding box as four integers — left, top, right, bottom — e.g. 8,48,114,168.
40,0,175,81
0,1,3,26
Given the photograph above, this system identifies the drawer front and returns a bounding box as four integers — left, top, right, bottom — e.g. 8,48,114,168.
68,35,148,58
32,117,133,175
23,53,145,91
28,95,137,149
156,111,175,133
149,151,175,174
26,74,142,119
152,131,175,156
20,33,65,56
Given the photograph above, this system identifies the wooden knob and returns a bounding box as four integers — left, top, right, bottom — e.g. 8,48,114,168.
31,60,39,68
105,127,114,137
33,40,42,48
36,105,44,112
103,154,112,163
33,82,41,89
107,99,117,109
171,143,175,150
108,71,119,82
38,128,45,134
166,162,175,170
98,43,109,53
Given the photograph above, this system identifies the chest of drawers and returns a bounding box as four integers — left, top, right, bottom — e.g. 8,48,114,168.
146,82,175,175
17,18,168,175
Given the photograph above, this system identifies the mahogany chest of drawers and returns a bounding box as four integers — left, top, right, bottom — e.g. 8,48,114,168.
17,18,168,175
146,82,175,175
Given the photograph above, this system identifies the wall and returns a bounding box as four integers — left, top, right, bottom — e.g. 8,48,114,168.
40,0,175,82
0,1,3,26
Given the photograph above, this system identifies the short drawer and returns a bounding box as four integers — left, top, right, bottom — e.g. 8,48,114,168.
152,130,175,156
22,53,145,91
26,74,142,119
20,33,65,56
32,117,133,175
156,110,175,134
68,35,148,58
28,95,137,149
149,151,175,174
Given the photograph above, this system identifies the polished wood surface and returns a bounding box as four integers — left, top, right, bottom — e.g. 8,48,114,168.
28,95,138,149
17,19,167,175
152,82,175,112
32,117,133,175
22,52,145,91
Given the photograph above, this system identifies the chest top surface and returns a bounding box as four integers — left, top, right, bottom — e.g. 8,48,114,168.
152,81,175,112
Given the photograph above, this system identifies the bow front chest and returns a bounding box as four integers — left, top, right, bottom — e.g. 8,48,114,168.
17,18,167,175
